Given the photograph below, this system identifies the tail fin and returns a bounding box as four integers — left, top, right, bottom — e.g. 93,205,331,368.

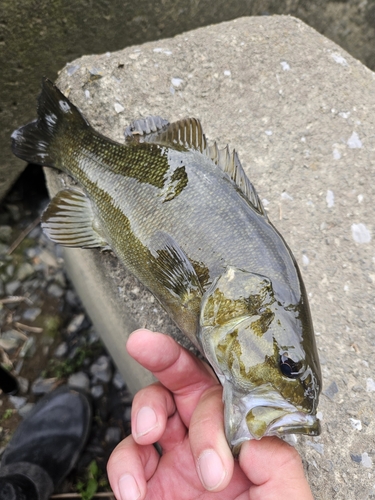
11,78,89,168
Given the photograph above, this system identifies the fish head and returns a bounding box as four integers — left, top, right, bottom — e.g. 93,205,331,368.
199,267,322,450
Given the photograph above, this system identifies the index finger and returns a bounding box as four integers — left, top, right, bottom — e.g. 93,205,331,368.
127,329,219,426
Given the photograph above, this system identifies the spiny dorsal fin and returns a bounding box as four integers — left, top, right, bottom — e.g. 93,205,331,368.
41,189,108,248
124,115,170,143
207,142,267,217
124,115,266,216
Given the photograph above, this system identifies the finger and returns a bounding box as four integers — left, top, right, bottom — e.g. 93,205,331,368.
107,434,159,500
131,382,188,451
127,329,218,426
189,385,235,492
239,437,314,500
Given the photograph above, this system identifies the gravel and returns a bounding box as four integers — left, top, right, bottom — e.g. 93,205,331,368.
0,175,132,496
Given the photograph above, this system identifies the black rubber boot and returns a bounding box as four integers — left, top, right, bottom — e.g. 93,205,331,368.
0,386,92,500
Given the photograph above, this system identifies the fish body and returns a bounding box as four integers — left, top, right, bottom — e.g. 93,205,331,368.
11,79,322,451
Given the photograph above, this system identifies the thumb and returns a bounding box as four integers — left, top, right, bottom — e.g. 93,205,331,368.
239,437,314,500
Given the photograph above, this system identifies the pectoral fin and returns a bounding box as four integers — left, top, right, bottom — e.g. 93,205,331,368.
149,231,203,308
41,189,108,248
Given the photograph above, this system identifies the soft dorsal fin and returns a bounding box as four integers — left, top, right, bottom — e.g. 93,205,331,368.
207,142,267,217
41,188,108,248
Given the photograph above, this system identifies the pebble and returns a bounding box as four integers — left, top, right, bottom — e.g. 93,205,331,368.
0,226,12,243
91,384,104,399
68,371,90,392
47,283,64,298
105,426,122,444
19,336,36,358
323,381,339,400
54,342,68,358
16,263,35,281
8,395,27,410
17,376,29,394
66,314,86,335
90,356,112,383
5,280,21,295
22,307,42,322
112,371,125,390
18,402,35,418
31,377,58,395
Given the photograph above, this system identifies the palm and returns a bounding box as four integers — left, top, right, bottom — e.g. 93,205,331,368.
144,435,250,499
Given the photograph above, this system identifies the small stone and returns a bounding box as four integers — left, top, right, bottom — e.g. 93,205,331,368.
19,336,36,358
0,243,8,256
17,377,29,394
38,249,58,268
0,226,12,243
22,308,42,322
6,264,14,277
47,283,64,298
91,384,104,399
90,356,112,383
66,314,86,334
323,381,338,400
352,384,363,392
361,452,373,468
366,378,375,392
16,263,35,281
105,426,121,444
0,337,19,353
5,280,21,295
351,223,371,244
53,271,66,288
306,440,324,455
326,190,334,208
8,395,27,410
68,371,90,392
112,371,125,390
54,342,68,358
5,204,20,222
349,418,362,431
65,289,80,307
31,377,57,396
123,406,132,422
18,403,34,418
350,453,362,463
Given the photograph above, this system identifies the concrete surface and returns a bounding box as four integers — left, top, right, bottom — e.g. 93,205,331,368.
2,0,375,202
45,15,374,499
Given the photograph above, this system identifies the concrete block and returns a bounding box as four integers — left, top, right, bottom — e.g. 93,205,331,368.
41,16,375,498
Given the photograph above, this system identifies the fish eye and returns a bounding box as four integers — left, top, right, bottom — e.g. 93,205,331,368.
280,353,302,379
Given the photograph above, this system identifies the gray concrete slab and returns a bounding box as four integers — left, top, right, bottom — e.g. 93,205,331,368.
2,0,375,201
44,15,375,499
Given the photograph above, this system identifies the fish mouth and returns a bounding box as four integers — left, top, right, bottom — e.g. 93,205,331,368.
245,405,321,440
223,383,321,451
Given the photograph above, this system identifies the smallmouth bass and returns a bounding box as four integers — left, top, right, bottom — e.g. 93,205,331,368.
12,78,322,451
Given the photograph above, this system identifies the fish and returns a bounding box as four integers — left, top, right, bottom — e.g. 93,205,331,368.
11,78,322,452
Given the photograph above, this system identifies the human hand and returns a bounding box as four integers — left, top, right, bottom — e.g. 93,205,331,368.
107,329,314,500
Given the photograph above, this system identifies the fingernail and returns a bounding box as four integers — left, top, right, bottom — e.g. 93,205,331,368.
197,449,226,491
135,406,158,438
119,474,140,500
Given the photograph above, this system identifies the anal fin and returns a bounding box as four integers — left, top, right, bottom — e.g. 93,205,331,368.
41,189,108,248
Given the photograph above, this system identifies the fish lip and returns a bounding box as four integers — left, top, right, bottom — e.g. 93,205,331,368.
224,384,320,449
262,408,321,437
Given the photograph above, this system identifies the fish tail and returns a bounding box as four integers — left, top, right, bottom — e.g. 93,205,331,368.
11,78,89,169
